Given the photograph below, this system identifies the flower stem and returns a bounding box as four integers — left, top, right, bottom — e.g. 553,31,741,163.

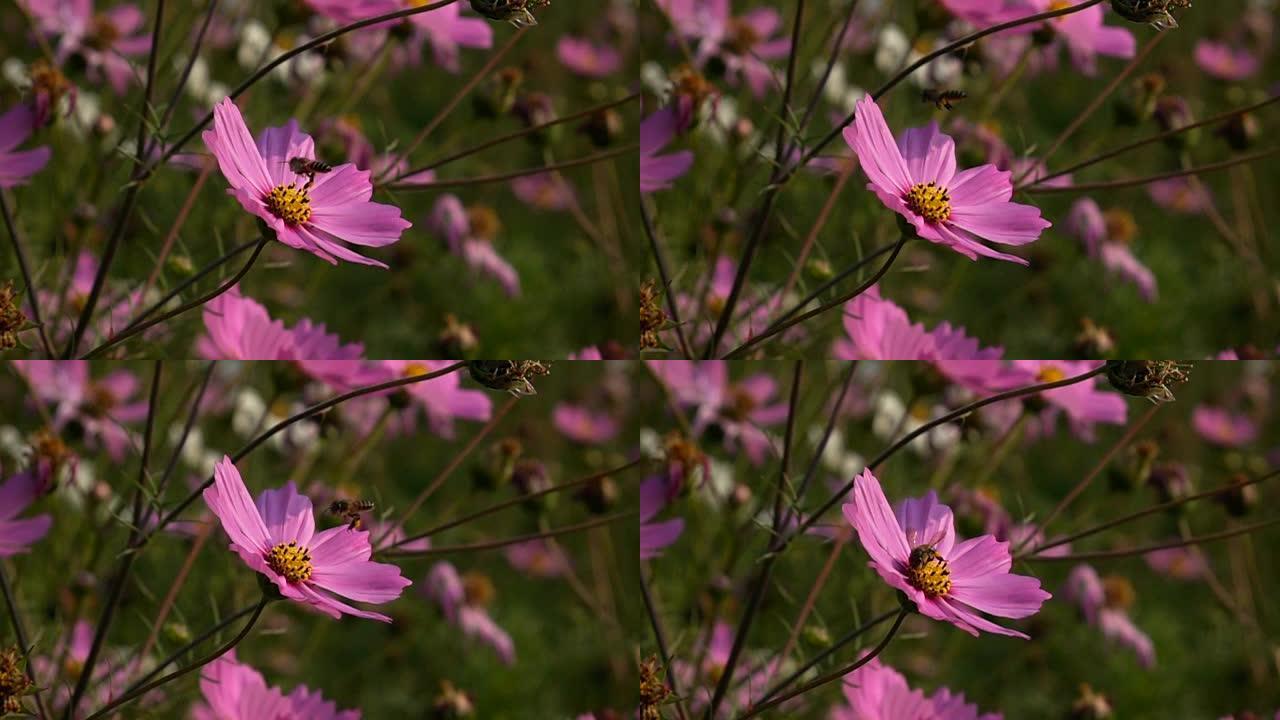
385,511,637,558
1024,146,1280,194
392,458,648,549
80,237,269,359
721,235,909,359
736,606,911,719
82,596,269,720
0,563,51,719
1024,516,1280,563
0,189,53,357
641,197,692,358
387,145,638,191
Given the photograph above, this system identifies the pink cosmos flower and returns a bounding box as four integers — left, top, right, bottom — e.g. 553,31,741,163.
504,539,572,578
640,107,694,194
193,651,360,720
1144,547,1208,581
1147,177,1213,214
429,195,521,296
646,361,788,465
424,562,516,664
199,286,364,361
1064,564,1155,668
13,361,148,462
1066,199,1158,302
0,103,51,187
831,657,1000,720
35,620,145,713
1192,405,1259,447
23,0,151,94
409,2,493,73
371,360,493,438
511,172,578,212
640,475,684,559
202,98,411,268
834,285,1002,361
0,469,51,556
552,403,620,444
557,36,622,77
938,0,1030,28
842,469,1050,638
1194,40,1260,81
203,456,412,622
845,96,1051,265
1023,0,1136,76
658,0,791,97
671,620,781,716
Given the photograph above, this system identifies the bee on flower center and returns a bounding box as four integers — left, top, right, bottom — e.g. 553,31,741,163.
907,545,952,597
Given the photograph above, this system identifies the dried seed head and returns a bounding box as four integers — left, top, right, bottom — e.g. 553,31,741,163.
1105,361,1192,403
0,281,27,351
0,646,32,716
639,655,671,720
470,0,550,27
1110,0,1190,30
467,360,550,397
640,280,668,350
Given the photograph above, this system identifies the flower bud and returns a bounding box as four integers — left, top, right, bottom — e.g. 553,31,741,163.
1073,318,1116,359
472,437,522,491
436,314,479,358
575,474,618,514
1114,73,1165,127
472,67,523,119
1216,111,1259,151
1148,462,1193,505
432,680,475,719
579,108,624,148
513,459,556,512
1071,683,1114,719
1109,440,1158,492
1217,472,1258,517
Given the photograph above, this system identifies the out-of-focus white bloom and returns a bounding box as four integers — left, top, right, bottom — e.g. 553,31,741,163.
871,390,960,455
875,24,964,88
807,426,865,478
813,61,865,115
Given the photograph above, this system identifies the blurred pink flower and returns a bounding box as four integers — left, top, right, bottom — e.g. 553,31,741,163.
845,95,1051,265
1007,360,1127,440
1194,40,1260,81
511,172,578,211
0,469,51,556
1147,177,1213,214
13,361,148,461
373,360,493,438
199,287,364,361
640,475,684,559
1064,564,1155,668
843,469,1050,638
410,2,493,73
194,650,360,720
1067,199,1158,302
557,36,622,77
505,539,572,577
831,656,1001,720
646,361,788,465
203,98,411,268
203,456,412,622
657,0,791,97
0,103,51,187
833,285,1002,361
552,403,620,444
671,620,780,716
1144,547,1208,581
1192,405,1258,447
23,0,151,94
641,107,693,194
1025,0,1135,75
424,562,515,664
429,195,521,296
35,620,143,713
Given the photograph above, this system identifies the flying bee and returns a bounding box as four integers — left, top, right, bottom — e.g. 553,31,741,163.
327,499,374,530
287,157,333,189
921,88,967,111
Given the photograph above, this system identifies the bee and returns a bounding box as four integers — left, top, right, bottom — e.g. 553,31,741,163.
922,88,967,111
327,499,374,530
287,157,333,189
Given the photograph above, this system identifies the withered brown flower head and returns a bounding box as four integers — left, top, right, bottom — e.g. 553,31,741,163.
1104,361,1191,404
467,360,551,397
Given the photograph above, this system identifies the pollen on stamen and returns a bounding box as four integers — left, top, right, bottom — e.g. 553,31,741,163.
266,183,312,226
267,541,314,582
907,545,952,597
906,182,952,223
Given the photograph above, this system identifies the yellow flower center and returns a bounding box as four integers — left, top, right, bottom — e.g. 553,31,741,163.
267,541,313,582
907,545,952,597
266,184,312,226
1037,365,1067,383
402,362,431,378
906,182,952,223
